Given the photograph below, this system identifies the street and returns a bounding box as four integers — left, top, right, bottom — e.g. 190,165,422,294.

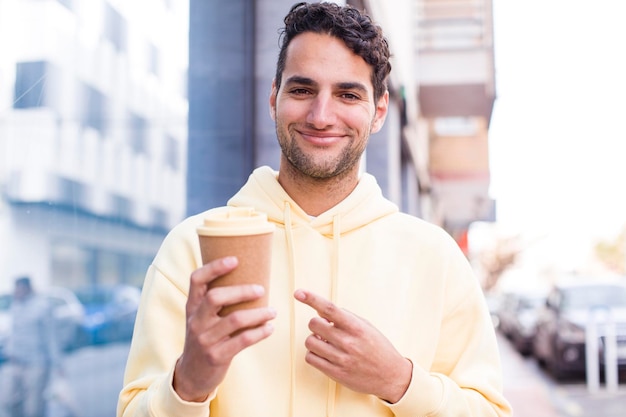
0,342,130,417
62,343,131,417
2,335,626,417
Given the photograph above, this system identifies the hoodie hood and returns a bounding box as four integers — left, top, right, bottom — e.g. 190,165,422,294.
227,166,398,234
227,165,398,417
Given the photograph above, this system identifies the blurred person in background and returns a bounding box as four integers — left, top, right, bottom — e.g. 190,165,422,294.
118,2,511,417
0,277,62,417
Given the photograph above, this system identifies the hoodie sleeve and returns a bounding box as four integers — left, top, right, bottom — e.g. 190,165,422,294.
386,233,512,417
117,216,215,417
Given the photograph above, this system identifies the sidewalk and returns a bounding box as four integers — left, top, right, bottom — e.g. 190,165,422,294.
499,333,626,416
499,333,561,417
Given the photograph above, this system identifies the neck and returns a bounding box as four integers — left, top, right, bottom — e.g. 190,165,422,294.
277,161,360,217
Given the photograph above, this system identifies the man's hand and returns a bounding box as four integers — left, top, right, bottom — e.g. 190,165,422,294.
173,256,276,402
294,289,412,404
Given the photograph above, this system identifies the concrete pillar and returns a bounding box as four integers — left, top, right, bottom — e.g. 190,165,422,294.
187,0,256,215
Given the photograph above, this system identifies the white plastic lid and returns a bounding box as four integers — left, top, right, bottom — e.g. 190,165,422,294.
196,206,275,236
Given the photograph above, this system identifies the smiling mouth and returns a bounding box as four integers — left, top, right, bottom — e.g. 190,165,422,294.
297,130,346,146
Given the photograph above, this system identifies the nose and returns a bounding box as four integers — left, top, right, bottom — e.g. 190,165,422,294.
306,93,336,128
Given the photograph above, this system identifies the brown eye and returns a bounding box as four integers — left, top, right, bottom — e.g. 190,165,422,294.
290,88,311,96
340,92,360,101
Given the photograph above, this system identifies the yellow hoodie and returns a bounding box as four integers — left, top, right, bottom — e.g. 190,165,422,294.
117,166,512,417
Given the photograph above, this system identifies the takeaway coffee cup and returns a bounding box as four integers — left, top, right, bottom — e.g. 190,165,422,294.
196,206,275,317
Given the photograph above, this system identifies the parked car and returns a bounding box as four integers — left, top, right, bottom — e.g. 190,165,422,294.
484,292,504,329
0,286,85,362
532,279,626,380
498,290,546,356
75,284,141,346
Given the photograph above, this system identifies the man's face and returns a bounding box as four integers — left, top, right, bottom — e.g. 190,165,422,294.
270,32,388,180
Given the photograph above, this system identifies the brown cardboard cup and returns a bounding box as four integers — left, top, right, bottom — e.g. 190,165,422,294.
197,206,274,317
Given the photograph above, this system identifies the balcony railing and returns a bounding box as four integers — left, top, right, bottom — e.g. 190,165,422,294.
416,0,496,120
417,0,493,51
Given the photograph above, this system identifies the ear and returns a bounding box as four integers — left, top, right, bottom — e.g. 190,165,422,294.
269,78,278,121
371,90,389,134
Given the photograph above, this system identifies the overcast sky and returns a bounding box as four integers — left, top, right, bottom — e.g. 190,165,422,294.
486,0,626,272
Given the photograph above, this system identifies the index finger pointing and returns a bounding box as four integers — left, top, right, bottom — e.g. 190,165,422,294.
294,289,346,326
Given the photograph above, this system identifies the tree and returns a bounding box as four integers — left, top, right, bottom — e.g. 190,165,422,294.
478,234,522,292
593,227,626,274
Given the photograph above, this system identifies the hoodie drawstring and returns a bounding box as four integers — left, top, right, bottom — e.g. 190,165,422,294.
284,202,297,417
326,214,340,417
284,203,340,417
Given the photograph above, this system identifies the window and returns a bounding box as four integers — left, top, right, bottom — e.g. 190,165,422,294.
164,135,180,170
50,243,92,288
14,61,48,108
434,117,478,136
148,42,160,77
56,0,73,11
151,207,168,229
112,194,133,220
51,242,151,288
129,114,148,155
104,3,128,53
83,85,107,133
57,177,87,209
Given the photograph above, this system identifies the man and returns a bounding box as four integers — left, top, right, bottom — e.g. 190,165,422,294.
118,2,512,416
0,277,61,417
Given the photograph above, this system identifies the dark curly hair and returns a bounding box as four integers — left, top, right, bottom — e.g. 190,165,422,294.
275,2,392,102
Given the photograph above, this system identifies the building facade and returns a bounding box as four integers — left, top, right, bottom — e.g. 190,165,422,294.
0,0,189,291
415,0,496,253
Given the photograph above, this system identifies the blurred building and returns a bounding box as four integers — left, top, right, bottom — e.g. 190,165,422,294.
415,0,497,251
0,0,495,291
0,0,188,291
187,0,496,252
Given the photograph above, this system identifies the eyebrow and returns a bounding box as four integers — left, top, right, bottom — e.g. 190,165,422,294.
284,76,369,95
284,75,316,87
337,82,368,95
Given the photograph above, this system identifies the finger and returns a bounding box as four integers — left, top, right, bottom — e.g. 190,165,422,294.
304,346,335,375
304,332,340,361
212,320,276,357
199,307,277,346
223,307,277,337
188,257,238,306
308,316,335,342
192,284,265,325
206,284,266,313
294,289,348,328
